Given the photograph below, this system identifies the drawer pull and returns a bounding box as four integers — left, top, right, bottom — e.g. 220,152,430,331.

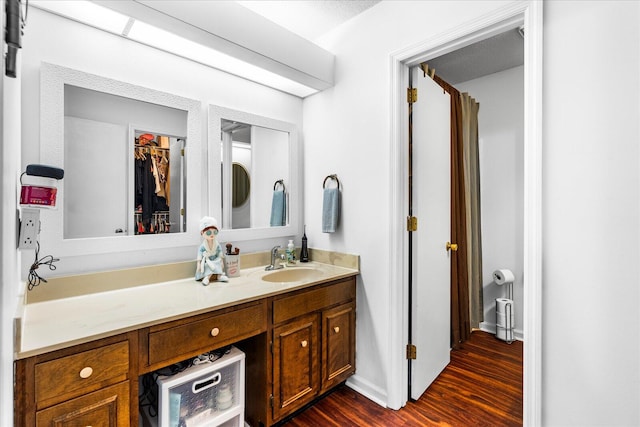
334,326,340,334
210,327,220,337
79,367,93,379
301,340,308,348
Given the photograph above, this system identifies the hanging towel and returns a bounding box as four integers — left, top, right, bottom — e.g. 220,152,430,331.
322,187,340,233
270,190,286,226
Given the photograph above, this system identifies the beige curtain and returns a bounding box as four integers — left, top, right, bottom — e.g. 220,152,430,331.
460,93,483,329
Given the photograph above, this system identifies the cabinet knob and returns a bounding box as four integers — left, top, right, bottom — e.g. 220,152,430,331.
210,327,220,337
301,340,308,348
79,366,93,379
334,326,340,334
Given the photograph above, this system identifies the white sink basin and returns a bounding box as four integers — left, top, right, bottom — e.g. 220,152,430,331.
262,267,323,283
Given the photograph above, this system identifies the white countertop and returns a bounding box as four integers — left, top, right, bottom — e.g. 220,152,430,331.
16,262,358,359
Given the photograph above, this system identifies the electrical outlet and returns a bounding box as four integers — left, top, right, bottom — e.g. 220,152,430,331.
18,209,40,250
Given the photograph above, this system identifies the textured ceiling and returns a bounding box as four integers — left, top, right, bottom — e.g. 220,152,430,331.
425,28,524,85
237,0,380,41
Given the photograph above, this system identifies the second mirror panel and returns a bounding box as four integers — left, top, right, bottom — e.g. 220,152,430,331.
220,119,289,230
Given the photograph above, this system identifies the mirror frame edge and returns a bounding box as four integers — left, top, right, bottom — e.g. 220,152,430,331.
38,62,203,257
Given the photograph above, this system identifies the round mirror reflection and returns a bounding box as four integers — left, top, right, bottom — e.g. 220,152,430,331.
232,162,250,207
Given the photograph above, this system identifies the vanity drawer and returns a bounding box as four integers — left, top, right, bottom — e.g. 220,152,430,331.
273,278,356,325
34,341,129,407
147,302,266,366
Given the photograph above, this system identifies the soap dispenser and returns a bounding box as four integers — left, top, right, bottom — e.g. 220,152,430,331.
286,239,296,264
300,225,309,262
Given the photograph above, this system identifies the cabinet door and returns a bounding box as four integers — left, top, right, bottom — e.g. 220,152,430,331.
322,303,356,392
272,313,319,420
36,381,130,427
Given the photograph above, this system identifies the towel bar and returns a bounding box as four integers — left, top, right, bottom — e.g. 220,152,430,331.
323,174,340,190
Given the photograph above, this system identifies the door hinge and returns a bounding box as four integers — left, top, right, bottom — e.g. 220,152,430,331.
270,394,274,408
406,344,417,360
407,216,418,232
181,148,185,156
407,88,417,104
180,208,185,216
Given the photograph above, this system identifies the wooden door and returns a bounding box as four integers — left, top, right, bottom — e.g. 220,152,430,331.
272,313,319,420
64,117,128,238
321,303,356,392
36,381,129,427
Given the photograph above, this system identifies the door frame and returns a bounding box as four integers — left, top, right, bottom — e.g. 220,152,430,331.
387,1,543,425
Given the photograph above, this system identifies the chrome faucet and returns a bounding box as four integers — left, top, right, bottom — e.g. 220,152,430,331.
265,245,284,271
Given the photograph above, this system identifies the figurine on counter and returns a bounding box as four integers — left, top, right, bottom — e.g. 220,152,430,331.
195,216,228,285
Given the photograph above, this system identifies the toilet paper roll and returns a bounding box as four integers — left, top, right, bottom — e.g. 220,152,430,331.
496,298,514,314
496,325,514,341
493,269,515,285
496,312,515,328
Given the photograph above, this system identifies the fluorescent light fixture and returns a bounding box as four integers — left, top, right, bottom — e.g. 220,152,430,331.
31,1,130,35
30,0,319,97
127,20,317,97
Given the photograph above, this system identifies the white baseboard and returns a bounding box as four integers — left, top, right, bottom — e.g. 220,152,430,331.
345,374,388,408
479,321,524,341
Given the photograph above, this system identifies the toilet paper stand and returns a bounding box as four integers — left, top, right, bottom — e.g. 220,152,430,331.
493,269,515,343
505,282,513,300
495,298,514,344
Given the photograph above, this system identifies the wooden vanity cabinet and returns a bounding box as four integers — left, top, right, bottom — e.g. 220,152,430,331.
14,332,136,427
270,277,356,423
15,275,356,427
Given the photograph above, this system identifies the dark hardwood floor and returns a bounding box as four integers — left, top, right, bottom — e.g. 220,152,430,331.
281,331,523,426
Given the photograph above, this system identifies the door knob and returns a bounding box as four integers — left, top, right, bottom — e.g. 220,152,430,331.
446,242,458,252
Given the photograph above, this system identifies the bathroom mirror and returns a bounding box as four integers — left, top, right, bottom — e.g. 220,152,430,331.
64,85,187,239
209,105,300,241
40,63,202,256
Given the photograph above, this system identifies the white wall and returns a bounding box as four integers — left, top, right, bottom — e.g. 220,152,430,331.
306,0,640,425
304,0,514,407
542,1,640,425
456,66,525,339
19,8,303,276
